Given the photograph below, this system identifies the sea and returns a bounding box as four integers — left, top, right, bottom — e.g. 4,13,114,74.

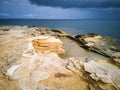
0,19,120,41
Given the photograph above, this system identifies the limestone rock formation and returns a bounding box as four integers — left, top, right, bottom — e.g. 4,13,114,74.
7,52,71,90
6,36,69,90
75,34,120,58
84,60,120,89
32,36,65,55
1,26,120,90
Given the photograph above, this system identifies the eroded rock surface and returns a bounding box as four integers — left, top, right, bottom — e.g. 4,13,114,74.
32,36,65,55
6,36,70,90
84,60,120,89
75,33,120,58
0,26,120,90
75,33,120,67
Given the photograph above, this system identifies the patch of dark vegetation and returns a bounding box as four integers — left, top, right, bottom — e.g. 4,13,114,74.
88,33,98,36
75,33,98,39
51,29,62,33
3,28,10,31
54,73,70,78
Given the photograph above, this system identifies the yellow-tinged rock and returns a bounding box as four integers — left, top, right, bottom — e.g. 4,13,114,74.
32,36,65,55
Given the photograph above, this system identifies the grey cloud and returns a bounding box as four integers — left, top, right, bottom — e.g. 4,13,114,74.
29,0,120,8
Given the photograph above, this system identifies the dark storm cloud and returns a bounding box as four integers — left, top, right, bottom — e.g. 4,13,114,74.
29,0,120,8
0,0,120,19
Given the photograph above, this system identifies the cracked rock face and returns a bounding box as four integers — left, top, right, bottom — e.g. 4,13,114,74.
1,26,120,90
6,36,69,90
84,60,120,89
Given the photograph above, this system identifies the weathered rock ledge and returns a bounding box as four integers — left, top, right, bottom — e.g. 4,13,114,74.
75,33,120,67
0,25,120,90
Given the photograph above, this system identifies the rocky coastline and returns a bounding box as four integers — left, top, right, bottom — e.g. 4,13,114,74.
0,25,120,90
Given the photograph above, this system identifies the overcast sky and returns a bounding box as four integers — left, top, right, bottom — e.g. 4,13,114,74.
0,0,120,19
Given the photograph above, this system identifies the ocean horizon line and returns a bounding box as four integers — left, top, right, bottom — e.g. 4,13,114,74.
0,19,120,20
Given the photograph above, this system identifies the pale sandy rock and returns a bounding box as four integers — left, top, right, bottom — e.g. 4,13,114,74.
90,72,112,83
7,64,21,76
2,26,120,90
84,36,102,43
84,60,120,88
19,78,36,90
112,52,120,57
22,49,34,57
38,53,70,74
7,53,71,90
13,64,30,79
65,57,82,73
31,70,49,82
85,42,95,46
6,36,69,90
84,61,96,73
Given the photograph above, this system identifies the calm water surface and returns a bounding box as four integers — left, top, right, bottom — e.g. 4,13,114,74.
0,19,120,40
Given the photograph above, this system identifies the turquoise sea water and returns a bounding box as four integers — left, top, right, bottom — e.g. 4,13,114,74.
0,19,120,40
